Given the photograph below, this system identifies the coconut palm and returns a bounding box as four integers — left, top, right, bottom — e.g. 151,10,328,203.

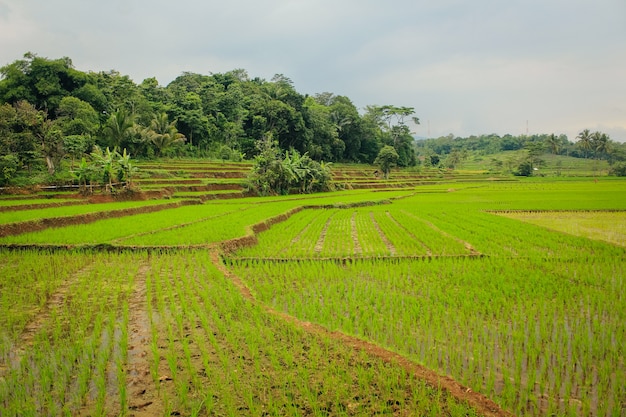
147,112,186,157
104,109,134,149
591,131,610,160
545,133,561,155
576,129,592,158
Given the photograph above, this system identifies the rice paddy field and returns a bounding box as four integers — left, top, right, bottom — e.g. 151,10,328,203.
0,162,624,417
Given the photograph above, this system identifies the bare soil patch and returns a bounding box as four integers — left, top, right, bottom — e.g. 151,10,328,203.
125,262,163,417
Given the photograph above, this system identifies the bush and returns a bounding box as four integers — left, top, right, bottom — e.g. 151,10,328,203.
514,160,533,176
609,162,626,176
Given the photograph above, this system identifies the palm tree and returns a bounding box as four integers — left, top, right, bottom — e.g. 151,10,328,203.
545,134,561,155
147,112,186,157
104,109,134,149
576,129,592,158
591,131,610,160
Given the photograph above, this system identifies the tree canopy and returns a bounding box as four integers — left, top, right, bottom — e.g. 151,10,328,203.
0,52,423,184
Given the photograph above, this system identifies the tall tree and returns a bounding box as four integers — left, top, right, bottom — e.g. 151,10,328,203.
576,129,592,158
145,112,186,156
103,109,134,149
591,131,610,159
374,145,399,179
545,133,561,155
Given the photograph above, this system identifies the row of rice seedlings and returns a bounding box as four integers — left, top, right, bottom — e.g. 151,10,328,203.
231,245,625,416
0,250,92,344
420,208,623,259
0,252,140,416
0,203,248,245
0,199,81,208
123,200,301,246
367,207,432,256
352,208,391,256
233,204,471,260
391,209,471,255
145,251,482,416
234,208,326,257
320,209,357,256
0,200,169,225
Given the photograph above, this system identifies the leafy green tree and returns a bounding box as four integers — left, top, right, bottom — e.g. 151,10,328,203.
72,157,97,193
90,146,117,192
116,148,138,189
0,53,87,113
374,145,399,179
364,105,418,167
0,154,19,186
246,135,332,195
63,135,91,169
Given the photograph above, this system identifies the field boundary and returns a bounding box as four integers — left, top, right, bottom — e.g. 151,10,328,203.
0,200,200,238
211,249,515,417
225,254,486,264
487,209,626,214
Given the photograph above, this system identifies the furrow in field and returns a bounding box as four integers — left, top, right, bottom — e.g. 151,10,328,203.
314,212,335,253
386,211,432,256
369,211,396,255
124,261,162,416
351,211,362,255
211,250,514,417
4,261,98,372
401,209,480,255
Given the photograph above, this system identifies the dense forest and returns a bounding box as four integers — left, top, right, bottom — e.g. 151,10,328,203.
0,53,418,186
1,53,624,187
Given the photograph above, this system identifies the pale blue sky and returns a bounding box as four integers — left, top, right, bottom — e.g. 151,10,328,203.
1,0,625,141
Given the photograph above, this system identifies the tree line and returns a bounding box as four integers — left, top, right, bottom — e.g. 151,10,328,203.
0,53,419,187
415,130,626,175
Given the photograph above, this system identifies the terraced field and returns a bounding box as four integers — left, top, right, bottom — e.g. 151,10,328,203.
0,161,624,416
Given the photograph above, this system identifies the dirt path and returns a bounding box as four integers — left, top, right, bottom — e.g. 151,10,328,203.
369,212,396,255
386,211,432,256
350,211,362,255
210,249,514,417
314,214,334,253
125,261,163,416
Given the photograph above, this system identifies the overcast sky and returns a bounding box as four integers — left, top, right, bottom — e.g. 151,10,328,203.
1,0,625,141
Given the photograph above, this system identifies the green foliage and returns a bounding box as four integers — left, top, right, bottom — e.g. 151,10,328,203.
514,160,533,176
0,153,19,186
246,135,333,195
374,145,399,179
83,146,138,193
609,162,626,176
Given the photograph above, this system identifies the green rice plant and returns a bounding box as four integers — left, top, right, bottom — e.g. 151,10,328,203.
141,251,480,416
231,211,626,416
0,200,170,225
